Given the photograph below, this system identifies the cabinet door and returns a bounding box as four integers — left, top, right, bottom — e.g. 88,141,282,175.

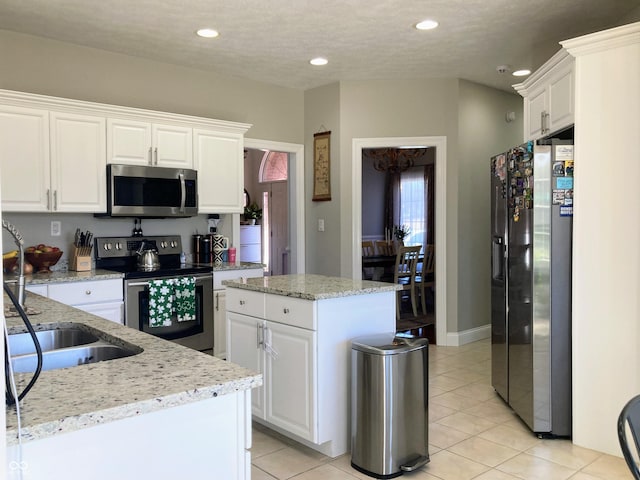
265,321,316,442
548,66,574,133
107,118,153,165
227,312,265,416
75,301,124,324
152,124,193,168
214,290,227,359
193,129,244,213
50,111,107,212
0,105,50,211
526,85,547,140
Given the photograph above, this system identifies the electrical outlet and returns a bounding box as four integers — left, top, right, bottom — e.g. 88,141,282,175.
318,219,325,232
51,221,61,236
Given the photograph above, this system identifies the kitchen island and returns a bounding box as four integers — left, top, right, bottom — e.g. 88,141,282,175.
5,292,261,480
223,274,400,457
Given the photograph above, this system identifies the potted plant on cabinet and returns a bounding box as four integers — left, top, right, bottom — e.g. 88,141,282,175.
243,202,263,225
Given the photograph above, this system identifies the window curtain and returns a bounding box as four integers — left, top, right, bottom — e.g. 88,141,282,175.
384,172,400,238
399,167,426,251
424,164,435,245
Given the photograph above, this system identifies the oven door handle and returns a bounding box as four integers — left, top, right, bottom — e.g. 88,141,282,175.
126,274,212,287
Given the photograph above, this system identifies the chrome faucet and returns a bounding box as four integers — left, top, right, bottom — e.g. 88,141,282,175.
2,220,26,308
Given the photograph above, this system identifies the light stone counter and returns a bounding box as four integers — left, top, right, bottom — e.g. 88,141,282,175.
5,293,262,446
222,273,401,300
4,268,124,285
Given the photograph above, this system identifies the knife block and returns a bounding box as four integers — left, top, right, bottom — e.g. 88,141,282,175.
70,246,92,271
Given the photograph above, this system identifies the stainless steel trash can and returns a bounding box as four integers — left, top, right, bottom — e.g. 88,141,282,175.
351,333,429,479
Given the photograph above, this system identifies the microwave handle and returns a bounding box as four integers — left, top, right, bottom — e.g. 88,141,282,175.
179,173,186,214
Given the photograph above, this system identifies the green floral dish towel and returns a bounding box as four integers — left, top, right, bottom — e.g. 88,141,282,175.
148,277,196,327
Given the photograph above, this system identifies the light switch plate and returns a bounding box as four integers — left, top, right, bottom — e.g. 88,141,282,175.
51,221,61,236
318,219,325,232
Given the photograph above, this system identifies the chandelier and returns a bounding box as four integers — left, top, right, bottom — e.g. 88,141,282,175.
368,148,426,173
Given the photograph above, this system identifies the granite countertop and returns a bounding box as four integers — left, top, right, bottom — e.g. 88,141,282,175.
4,294,262,446
211,262,265,272
222,274,401,300
4,268,124,285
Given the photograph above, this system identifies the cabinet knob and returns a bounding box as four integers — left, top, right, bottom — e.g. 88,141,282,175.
283,308,290,314
85,290,92,295
239,300,246,305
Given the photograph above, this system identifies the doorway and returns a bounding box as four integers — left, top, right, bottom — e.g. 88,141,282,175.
352,136,447,346
243,139,305,275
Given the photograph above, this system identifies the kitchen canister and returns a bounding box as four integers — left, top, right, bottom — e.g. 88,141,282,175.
213,234,229,265
192,234,203,263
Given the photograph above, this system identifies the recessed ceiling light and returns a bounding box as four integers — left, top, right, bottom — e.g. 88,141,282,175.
513,69,531,77
310,57,328,66
196,28,219,38
415,19,439,30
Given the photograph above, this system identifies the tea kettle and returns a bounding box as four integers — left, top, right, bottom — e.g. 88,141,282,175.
136,241,160,270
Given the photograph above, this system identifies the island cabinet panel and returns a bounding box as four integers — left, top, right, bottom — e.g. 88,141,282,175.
226,282,396,458
7,391,251,480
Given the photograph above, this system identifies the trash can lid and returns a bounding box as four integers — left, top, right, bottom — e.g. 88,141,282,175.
351,332,428,355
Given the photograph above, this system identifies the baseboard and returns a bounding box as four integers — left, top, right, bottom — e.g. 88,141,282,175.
446,324,491,346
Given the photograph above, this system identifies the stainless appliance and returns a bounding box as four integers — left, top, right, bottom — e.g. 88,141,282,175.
95,235,213,351
101,164,198,218
490,139,573,436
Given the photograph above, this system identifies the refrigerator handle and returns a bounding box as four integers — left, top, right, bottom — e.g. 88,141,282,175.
492,236,505,281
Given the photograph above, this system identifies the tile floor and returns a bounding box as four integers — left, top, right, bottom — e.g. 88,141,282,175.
250,338,632,480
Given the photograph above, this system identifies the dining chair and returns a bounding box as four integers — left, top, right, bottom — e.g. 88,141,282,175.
618,394,640,479
362,240,375,257
375,240,396,256
416,244,435,315
393,245,421,320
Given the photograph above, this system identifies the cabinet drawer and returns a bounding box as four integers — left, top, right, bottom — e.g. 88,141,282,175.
48,279,123,305
226,288,265,317
266,295,316,330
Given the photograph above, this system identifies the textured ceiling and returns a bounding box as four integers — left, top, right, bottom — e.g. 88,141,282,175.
0,0,638,92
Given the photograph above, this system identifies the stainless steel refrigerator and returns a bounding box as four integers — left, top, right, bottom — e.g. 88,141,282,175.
490,139,573,436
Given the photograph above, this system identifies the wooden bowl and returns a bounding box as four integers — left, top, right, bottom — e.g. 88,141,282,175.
24,251,63,272
3,256,18,273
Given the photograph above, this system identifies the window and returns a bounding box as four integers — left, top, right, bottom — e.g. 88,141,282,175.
399,167,426,253
259,151,288,183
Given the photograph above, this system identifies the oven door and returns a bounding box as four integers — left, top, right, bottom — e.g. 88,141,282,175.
124,273,213,351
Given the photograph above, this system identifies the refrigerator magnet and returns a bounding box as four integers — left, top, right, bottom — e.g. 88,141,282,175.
556,177,573,189
560,206,573,217
553,162,565,176
553,190,565,204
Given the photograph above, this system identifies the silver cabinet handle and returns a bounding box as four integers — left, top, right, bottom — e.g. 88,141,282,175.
148,147,152,165
239,300,246,305
257,323,264,348
215,292,219,311
53,190,58,211
154,147,158,165
46,189,50,210
283,308,290,314
85,290,91,295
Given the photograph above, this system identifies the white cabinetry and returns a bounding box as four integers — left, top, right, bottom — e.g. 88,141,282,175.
193,128,245,213
514,49,574,141
50,112,106,212
26,278,124,324
213,268,263,359
226,285,396,457
0,106,106,212
0,105,50,211
107,118,192,168
240,225,262,263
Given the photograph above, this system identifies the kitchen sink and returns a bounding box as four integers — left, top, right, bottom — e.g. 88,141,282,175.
8,327,99,356
8,324,143,373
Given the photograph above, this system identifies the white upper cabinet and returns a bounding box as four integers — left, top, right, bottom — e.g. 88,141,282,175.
514,50,575,141
0,105,106,213
50,111,106,212
108,118,192,168
0,105,50,211
194,128,245,213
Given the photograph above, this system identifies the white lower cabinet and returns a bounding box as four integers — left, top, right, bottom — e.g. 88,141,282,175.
226,285,396,457
26,278,124,324
213,268,263,359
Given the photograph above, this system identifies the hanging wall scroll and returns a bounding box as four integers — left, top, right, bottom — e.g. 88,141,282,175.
313,130,331,201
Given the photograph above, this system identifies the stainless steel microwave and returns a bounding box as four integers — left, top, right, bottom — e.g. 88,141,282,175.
102,164,198,217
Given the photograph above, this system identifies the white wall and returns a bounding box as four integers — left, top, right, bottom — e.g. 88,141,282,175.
563,22,640,456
